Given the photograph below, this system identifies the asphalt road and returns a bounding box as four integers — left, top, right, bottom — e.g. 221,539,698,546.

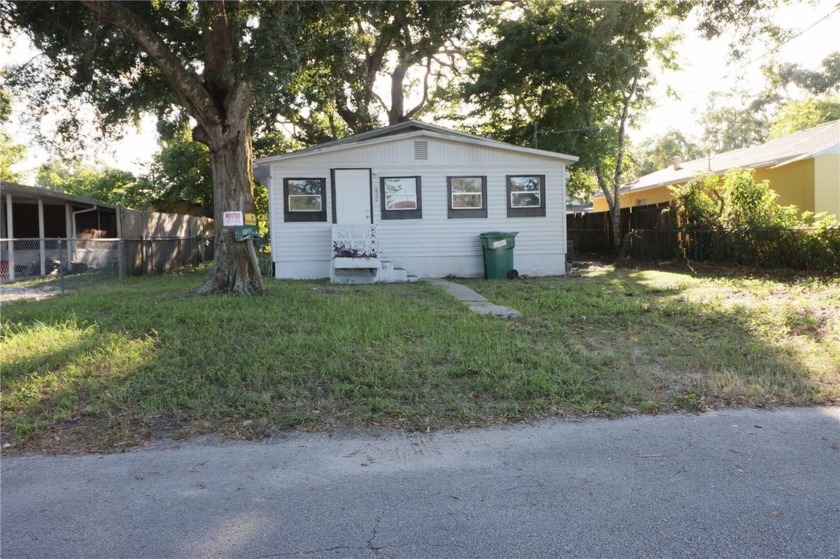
2,407,839,558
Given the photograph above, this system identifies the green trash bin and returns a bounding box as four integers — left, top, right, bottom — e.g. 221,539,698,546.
479,232,518,279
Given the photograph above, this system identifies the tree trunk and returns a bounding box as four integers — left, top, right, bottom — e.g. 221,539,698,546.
610,199,622,251
595,163,623,253
388,59,409,125
197,121,265,296
76,0,264,296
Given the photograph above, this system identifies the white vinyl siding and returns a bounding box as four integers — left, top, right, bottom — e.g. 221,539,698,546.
267,135,568,279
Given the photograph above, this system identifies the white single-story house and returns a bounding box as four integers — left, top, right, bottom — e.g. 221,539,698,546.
253,121,578,282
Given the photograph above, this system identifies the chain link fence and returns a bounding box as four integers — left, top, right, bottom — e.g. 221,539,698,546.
0,237,214,287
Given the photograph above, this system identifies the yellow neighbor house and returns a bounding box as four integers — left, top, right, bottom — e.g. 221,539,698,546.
592,120,840,217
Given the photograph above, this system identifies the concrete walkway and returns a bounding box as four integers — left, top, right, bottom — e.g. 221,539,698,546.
427,278,522,318
3,407,838,558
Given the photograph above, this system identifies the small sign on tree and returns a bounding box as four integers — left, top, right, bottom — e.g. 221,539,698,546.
234,225,260,241
223,211,244,227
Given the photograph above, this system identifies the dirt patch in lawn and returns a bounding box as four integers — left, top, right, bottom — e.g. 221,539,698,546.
0,285,62,304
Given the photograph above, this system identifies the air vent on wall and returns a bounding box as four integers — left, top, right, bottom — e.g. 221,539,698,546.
414,140,428,160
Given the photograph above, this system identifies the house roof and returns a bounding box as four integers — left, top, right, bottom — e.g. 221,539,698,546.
593,119,840,199
253,120,579,169
0,181,117,209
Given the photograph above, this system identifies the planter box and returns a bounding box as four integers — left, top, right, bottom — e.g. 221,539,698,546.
333,257,381,270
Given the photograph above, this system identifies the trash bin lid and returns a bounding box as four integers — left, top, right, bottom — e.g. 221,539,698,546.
479,231,519,238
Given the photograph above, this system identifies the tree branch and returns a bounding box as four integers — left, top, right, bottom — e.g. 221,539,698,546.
431,53,461,73
80,0,221,132
612,74,638,190
405,57,432,120
363,21,397,106
201,1,236,100
371,90,389,115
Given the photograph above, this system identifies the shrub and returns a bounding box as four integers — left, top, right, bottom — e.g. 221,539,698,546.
669,169,840,271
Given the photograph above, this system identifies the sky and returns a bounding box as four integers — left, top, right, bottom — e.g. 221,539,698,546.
1,0,839,183
631,0,840,141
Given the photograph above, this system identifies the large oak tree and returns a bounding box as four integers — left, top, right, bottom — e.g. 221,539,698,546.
2,1,477,292
1,1,317,295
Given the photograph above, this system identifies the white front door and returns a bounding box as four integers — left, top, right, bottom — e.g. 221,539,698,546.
333,169,372,224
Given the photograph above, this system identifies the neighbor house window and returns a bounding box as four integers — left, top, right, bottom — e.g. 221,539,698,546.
507,175,546,217
380,176,422,219
284,178,327,222
448,176,487,218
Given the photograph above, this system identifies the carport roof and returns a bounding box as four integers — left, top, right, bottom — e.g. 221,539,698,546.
0,181,117,209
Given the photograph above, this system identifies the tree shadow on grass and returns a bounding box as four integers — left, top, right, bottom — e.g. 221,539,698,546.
466,264,839,415
3,267,837,455
621,266,839,408
1,321,158,450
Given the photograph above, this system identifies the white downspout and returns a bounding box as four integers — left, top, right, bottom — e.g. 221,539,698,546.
72,205,98,235
71,205,97,269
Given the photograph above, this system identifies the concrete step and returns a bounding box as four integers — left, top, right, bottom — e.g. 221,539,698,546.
327,258,417,284
375,260,411,283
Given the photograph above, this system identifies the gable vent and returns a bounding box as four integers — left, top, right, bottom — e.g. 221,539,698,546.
414,140,428,160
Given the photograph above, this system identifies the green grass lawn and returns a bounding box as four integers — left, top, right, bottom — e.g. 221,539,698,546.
2,263,838,453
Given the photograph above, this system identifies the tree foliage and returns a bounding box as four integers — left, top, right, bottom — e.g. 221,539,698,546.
465,0,672,249
0,132,24,182
252,1,475,145
672,0,787,61
0,83,24,182
670,168,798,230
769,97,840,138
699,89,770,153
1,0,326,294
763,52,840,98
634,129,701,177
144,129,213,217
670,168,839,271
698,52,840,152
35,160,150,209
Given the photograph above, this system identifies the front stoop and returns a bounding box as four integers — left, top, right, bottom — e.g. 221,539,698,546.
331,257,379,284
331,258,419,284
330,224,417,284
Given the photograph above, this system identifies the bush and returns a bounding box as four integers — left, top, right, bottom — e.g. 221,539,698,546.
669,170,840,272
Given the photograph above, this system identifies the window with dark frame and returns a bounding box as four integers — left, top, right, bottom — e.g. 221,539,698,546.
380,176,422,219
283,178,327,222
447,176,487,218
506,175,546,217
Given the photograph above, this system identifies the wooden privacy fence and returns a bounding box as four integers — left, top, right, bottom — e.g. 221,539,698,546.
122,237,214,276
567,203,840,271
567,202,675,256
119,208,213,239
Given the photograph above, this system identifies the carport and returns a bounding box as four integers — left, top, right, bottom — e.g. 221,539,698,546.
0,181,120,281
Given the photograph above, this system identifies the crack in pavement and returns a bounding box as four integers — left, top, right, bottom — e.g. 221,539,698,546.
253,546,367,558
367,515,383,557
